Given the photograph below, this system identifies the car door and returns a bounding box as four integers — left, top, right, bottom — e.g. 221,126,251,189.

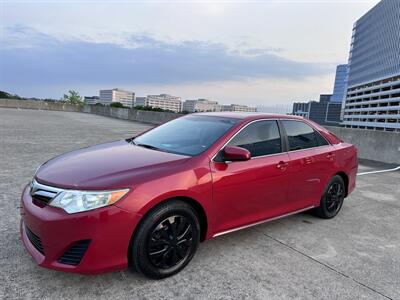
281,120,336,211
210,120,291,234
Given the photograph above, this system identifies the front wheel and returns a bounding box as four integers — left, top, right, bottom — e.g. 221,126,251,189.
313,175,345,219
130,200,200,279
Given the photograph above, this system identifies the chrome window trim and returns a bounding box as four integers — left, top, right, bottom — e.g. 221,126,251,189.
211,119,283,162
211,118,332,162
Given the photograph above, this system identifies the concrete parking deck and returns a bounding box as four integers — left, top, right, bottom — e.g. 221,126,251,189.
0,108,399,299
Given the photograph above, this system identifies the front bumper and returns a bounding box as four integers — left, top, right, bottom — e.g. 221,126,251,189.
20,184,142,274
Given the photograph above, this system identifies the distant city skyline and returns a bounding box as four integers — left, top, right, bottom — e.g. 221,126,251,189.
1,0,379,106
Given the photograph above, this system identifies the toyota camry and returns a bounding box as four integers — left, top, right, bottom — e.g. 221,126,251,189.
20,113,358,279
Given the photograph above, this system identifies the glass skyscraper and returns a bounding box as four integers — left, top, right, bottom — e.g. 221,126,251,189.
342,0,400,132
331,64,348,103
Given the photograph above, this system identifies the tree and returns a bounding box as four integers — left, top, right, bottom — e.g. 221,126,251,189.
0,91,11,98
61,90,83,105
134,105,175,113
0,90,24,100
110,102,125,108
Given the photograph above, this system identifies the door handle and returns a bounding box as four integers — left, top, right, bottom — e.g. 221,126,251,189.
304,157,312,164
326,152,336,160
276,161,288,170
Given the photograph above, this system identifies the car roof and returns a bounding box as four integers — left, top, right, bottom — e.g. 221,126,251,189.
192,112,305,121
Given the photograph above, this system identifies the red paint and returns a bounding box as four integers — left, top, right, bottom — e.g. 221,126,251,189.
21,113,357,274
222,146,251,161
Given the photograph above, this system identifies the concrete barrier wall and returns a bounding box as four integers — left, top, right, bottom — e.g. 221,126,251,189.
0,98,82,112
0,99,182,125
326,126,400,165
83,104,182,125
1,99,399,164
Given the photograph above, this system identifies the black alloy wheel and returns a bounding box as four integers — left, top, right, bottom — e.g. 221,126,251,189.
130,200,200,279
148,215,194,269
313,175,346,219
325,182,344,214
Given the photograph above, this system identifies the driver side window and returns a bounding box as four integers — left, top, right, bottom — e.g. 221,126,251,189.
227,120,282,157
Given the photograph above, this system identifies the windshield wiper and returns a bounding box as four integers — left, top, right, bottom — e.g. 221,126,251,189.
135,143,164,152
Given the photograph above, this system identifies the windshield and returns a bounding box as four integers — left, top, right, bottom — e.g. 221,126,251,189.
133,115,239,156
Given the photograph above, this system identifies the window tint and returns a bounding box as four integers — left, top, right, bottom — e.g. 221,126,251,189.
282,120,329,151
227,120,282,157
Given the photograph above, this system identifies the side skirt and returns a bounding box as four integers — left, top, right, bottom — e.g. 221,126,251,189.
213,206,315,238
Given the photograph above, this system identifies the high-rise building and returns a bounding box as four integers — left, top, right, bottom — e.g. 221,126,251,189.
135,97,146,106
137,94,182,113
84,96,99,105
292,94,342,126
99,89,135,107
292,102,311,118
220,104,257,112
342,0,400,132
182,99,220,112
319,94,332,103
331,64,348,103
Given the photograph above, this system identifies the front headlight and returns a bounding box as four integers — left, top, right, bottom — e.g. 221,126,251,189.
50,189,129,214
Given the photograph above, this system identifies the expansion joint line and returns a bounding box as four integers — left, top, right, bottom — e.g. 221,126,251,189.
262,232,393,300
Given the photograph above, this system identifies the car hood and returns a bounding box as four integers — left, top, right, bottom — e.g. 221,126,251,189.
35,140,191,190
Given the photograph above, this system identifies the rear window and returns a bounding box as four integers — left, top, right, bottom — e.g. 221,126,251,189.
282,120,329,151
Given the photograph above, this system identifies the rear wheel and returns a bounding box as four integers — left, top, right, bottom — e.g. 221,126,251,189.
130,200,200,279
313,175,345,219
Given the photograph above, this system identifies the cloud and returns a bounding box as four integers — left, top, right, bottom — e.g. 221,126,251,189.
0,25,331,88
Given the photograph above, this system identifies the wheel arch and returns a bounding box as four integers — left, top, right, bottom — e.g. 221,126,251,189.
335,171,349,197
129,196,209,253
173,196,209,242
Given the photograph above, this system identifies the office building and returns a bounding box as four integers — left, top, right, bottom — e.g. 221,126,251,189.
319,94,332,103
182,99,220,112
99,89,135,107
292,102,311,118
135,97,146,106
221,104,257,112
342,0,400,132
292,94,342,126
137,94,182,113
84,96,99,105
331,64,348,103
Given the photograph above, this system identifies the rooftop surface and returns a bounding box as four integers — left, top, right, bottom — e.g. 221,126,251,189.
0,108,399,299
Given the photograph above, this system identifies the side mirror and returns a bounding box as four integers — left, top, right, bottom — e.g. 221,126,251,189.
223,146,251,162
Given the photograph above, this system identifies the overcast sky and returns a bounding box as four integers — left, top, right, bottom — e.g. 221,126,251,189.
0,0,379,106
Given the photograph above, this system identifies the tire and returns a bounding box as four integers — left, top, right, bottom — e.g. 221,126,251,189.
313,175,345,219
130,200,200,279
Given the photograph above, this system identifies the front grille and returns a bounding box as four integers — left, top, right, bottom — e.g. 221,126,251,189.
58,240,91,266
32,194,53,205
25,226,44,255
30,180,62,206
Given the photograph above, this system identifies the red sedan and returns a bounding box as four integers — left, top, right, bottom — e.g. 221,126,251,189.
21,113,358,278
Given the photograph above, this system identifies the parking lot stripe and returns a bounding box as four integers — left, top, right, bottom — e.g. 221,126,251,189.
357,166,400,176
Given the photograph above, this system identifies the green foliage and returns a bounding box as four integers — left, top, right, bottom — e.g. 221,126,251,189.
61,90,83,105
110,102,125,108
0,90,25,100
134,105,175,113
0,91,11,98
